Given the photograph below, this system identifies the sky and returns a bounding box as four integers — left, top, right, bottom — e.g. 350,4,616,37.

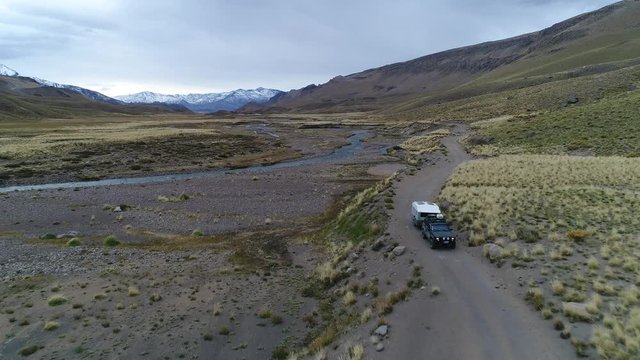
0,0,617,96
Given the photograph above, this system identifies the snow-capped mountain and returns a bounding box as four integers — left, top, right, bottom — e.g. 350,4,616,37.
31,77,120,104
0,64,120,104
115,88,283,112
0,64,19,77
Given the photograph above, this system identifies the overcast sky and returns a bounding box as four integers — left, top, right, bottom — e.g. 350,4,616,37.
0,0,617,96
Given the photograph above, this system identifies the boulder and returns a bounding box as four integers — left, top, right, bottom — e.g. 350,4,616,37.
483,244,502,262
567,96,579,105
375,343,385,352
113,206,122,213
392,246,406,256
374,324,389,337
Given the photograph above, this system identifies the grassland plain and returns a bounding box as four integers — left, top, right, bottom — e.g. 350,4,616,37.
471,89,640,157
440,155,640,358
0,115,365,186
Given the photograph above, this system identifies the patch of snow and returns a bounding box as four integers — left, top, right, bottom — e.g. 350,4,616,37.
0,64,19,77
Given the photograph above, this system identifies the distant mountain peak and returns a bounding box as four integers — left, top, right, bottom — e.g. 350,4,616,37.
115,88,283,112
0,64,19,77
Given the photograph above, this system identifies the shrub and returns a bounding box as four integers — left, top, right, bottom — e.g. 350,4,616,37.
551,279,565,296
191,229,204,237
271,315,283,325
128,286,140,297
47,295,67,306
517,226,539,243
103,235,120,247
66,238,81,247
431,286,441,296
526,288,545,310
43,321,59,331
567,229,590,242
203,333,213,341
257,309,272,319
343,291,357,306
18,345,39,356
219,325,230,335
39,233,56,240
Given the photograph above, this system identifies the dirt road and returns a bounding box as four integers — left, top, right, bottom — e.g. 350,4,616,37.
370,127,574,359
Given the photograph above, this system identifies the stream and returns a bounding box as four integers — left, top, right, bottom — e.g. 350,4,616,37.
0,130,370,193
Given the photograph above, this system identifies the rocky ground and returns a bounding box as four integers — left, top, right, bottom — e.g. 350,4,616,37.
0,125,406,359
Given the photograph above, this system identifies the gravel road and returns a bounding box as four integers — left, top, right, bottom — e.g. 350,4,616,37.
370,127,575,359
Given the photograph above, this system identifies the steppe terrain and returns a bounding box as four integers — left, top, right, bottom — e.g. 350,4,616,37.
3,2,640,360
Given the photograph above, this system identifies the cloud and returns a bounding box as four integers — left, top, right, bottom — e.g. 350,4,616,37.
0,0,618,95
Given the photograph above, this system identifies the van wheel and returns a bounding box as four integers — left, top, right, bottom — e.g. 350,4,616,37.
430,239,436,249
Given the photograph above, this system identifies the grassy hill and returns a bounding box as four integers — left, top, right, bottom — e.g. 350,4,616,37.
0,76,190,120
258,0,640,118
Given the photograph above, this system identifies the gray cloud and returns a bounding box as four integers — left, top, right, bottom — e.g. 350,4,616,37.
0,0,617,95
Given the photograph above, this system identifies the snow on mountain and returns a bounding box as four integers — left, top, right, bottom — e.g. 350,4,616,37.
115,88,283,112
0,64,19,76
0,64,119,104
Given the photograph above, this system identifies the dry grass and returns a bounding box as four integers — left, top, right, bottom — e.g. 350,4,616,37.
127,286,140,297
342,291,357,306
441,154,640,356
399,129,451,154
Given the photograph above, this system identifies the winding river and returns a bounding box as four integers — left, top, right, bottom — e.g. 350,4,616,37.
0,130,370,193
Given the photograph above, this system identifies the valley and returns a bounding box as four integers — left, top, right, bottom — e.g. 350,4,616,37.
2,1,640,359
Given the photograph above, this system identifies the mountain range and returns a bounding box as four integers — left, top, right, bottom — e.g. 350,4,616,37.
115,88,282,113
3,0,640,121
0,65,282,118
244,0,640,115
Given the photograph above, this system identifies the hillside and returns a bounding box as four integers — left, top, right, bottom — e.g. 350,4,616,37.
257,0,640,115
0,72,189,120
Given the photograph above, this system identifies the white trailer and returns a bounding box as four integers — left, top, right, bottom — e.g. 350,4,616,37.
411,201,442,227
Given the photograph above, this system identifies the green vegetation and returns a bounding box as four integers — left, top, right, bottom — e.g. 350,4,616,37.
473,91,640,157
66,238,81,247
18,345,39,357
43,321,59,331
103,235,121,247
47,295,67,307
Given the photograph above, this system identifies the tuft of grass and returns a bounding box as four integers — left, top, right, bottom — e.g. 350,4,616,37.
308,325,338,354
103,235,120,247
349,343,365,360
18,345,39,356
360,307,372,324
218,325,230,335
66,238,81,247
431,286,441,296
203,333,213,341
149,294,162,302
271,315,283,325
191,229,204,237
567,229,590,242
43,321,59,331
562,302,593,322
587,256,599,270
257,308,273,319
94,293,107,300
551,279,565,296
127,286,140,297
47,295,67,306
343,291,357,306
212,302,222,316
526,287,545,310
